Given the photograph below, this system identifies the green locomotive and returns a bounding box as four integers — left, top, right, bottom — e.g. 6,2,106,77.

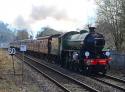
50,27,111,74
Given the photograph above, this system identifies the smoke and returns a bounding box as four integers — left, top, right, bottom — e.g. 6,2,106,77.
13,5,74,32
14,15,30,30
30,5,68,21
14,5,69,30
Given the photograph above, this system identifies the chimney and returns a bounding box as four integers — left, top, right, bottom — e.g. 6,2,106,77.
89,27,96,33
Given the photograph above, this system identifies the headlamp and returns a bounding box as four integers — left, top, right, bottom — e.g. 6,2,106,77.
85,51,90,57
105,51,110,56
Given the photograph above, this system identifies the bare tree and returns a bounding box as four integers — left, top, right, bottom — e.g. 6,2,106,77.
96,0,125,51
0,21,15,43
36,27,62,37
16,29,29,40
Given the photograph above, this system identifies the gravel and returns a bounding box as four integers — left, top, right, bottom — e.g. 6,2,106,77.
26,55,124,92
107,69,125,80
15,56,64,92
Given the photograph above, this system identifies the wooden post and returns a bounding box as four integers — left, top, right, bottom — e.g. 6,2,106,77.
20,45,26,87
22,51,24,84
12,55,15,75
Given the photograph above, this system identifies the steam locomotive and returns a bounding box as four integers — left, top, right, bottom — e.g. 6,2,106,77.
10,27,111,75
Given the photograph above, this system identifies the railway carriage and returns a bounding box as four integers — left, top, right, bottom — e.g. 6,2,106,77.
37,36,51,54
28,40,33,51
33,40,38,52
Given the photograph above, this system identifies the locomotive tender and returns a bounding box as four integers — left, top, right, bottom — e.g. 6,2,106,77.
10,27,111,75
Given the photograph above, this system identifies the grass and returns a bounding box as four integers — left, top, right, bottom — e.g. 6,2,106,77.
0,48,40,92
0,48,21,92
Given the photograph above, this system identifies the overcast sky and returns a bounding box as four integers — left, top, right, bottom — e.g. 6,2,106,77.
0,0,97,33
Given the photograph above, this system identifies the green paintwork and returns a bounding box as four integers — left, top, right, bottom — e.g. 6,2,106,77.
62,31,89,50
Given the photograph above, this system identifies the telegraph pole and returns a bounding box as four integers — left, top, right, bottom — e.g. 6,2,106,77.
8,48,16,75
20,45,26,84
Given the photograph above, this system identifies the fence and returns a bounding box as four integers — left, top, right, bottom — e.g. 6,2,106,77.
110,51,125,70
0,43,9,48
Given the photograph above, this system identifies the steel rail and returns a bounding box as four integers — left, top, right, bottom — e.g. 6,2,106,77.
16,54,71,92
16,53,99,92
105,74,125,83
91,76,125,91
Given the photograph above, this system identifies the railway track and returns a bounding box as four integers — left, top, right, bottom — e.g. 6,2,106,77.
105,74,125,83
15,53,99,92
90,74,125,92
15,52,125,92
